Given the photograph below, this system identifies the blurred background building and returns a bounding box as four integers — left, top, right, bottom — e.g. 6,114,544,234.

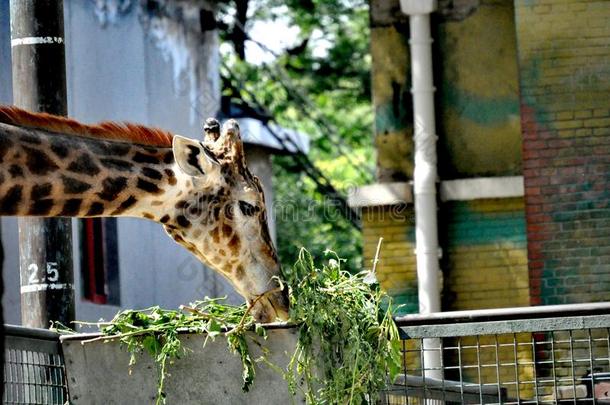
352,0,610,315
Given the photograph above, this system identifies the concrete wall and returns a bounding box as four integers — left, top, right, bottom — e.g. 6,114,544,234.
515,0,610,306
0,3,277,324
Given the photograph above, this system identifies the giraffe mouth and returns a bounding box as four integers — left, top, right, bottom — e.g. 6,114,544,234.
249,286,290,323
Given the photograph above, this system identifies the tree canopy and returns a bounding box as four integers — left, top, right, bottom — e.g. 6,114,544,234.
219,0,373,272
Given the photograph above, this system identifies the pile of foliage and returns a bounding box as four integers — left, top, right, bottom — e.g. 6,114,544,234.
69,250,401,404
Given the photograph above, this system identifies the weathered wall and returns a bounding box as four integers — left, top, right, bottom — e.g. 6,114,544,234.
436,0,522,179
515,0,610,305
370,3,413,182
362,206,418,315
367,0,525,315
441,198,529,310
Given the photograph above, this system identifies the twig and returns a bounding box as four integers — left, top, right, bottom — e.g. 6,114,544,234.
72,320,113,326
179,305,213,319
372,237,383,274
80,327,162,345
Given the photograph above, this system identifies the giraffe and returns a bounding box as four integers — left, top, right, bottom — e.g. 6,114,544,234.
0,106,289,322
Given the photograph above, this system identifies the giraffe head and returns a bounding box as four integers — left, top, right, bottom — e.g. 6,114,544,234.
168,119,289,323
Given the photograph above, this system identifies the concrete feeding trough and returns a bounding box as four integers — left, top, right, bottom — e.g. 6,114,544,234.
60,328,304,404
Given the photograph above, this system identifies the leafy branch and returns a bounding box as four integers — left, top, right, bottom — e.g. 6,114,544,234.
63,249,401,404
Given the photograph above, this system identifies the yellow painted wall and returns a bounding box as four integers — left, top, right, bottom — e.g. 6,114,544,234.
362,205,418,315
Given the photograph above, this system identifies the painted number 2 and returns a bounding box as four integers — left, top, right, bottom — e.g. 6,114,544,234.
27,262,59,284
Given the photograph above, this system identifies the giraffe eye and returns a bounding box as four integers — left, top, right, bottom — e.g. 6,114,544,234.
238,201,258,216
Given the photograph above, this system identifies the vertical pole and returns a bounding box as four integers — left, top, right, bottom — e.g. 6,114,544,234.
400,0,443,389
10,0,74,328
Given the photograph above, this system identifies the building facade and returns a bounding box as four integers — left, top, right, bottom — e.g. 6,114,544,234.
355,0,610,315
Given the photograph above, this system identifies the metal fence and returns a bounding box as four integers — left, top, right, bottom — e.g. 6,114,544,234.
383,302,610,404
3,325,68,405
4,303,610,404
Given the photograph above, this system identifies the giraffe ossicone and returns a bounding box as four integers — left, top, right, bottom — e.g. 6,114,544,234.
0,106,289,322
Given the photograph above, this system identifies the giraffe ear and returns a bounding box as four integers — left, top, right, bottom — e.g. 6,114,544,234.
172,135,219,177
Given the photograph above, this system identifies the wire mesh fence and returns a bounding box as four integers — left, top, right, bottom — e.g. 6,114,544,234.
3,325,68,405
4,304,610,404
384,303,610,404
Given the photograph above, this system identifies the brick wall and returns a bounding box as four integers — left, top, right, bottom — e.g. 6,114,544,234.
362,206,418,314
515,0,610,305
441,198,530,310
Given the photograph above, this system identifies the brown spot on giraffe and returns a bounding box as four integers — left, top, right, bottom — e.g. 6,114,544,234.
62,175,91,194
137,178,163,194
110,196,137,215
97,177,128,201
60,199,82,216
210,227,220,244
164,168,176,185
30,183,53,200
9,164,24,178
68,153,100,176
23,145,58,175
228,234,241,254
176,215,191,228
29,199,54,215
86,202,105,216
222,223,233,237
234,264,245,280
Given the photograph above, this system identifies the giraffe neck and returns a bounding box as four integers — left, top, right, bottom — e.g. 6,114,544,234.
0,122,185,220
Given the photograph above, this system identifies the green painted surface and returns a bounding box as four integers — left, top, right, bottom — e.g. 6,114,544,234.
390,289,419,316
375,100,410,134
444,201,527,246
443,82,520,126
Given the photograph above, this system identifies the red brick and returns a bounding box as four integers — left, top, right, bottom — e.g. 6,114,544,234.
526,204,542,214
525,186,541,196
526,177,550,187
523,149,540,159
526,140,547,149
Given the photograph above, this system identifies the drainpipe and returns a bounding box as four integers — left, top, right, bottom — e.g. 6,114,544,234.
400,0,443,382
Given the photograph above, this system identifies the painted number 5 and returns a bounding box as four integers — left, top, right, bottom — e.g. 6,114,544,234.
46,262,59,282
26,262,59,284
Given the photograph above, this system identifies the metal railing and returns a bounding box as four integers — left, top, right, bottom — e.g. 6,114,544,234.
384,302,610,404
3,325,68,405
4,303,610,404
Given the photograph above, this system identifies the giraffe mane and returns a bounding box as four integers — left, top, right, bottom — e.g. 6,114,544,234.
0,105,174,147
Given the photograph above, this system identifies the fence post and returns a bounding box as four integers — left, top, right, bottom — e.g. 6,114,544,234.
9,0,75,328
